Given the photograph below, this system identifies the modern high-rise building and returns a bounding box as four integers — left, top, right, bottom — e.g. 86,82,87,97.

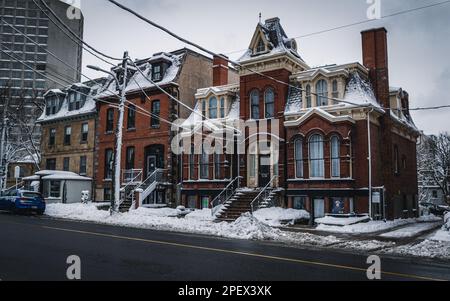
0,0,84,185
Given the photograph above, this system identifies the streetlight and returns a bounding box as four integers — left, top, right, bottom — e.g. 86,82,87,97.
87,51,129,215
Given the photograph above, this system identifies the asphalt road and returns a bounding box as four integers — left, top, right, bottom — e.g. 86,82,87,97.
0,212,449,281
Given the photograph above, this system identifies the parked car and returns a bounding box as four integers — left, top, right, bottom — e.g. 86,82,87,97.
0,189,46,215
420,202,450,216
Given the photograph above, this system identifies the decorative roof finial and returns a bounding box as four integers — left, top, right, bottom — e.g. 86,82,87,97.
259,12,262,23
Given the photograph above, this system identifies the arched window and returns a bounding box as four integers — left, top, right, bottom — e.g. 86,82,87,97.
250,90,260,120
306,84,312,108
264,88,275,118
201,100,206,120
316,80,328,107
209,97,217,119
332,80,339,100
331,136,340,178
294,138,303,178
309,134,324,178
220,97,225,118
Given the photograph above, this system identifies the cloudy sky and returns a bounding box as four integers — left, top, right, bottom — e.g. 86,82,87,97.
76,0,450,135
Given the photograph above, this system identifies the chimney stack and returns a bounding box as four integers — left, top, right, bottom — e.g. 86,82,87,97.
213,54,229,87
361,28,390,108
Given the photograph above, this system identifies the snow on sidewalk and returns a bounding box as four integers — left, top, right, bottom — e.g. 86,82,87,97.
253,207,310,227
315,215,442,234
380,222,442,239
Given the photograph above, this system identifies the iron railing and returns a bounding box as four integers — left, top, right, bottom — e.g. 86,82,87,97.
122,169,143,185
135,169,168,202
250,176,279,213
210,176,243,217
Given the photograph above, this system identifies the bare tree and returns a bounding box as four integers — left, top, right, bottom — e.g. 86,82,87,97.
418,133,450,205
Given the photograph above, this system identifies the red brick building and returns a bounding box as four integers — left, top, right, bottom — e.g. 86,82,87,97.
94,48,238,208
180,18,420,221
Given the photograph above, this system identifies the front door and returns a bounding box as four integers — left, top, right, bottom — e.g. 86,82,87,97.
259,155,271,187
314,199,325,218
146,155,157,176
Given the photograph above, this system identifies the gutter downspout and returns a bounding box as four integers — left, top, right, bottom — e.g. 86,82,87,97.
367,106,375,219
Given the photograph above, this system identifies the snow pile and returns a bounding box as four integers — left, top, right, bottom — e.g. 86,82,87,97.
316,218,416,234
337,240,395,252
384,240,450,260
315,215,370,226
444,212,450,231
44,203,339,247
185,209,215,221
253,207,310,227
380,222,442,239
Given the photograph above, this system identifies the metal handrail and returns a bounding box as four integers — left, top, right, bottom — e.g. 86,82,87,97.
135,169,167,195
210,176,243,217
122,169,143,184
250,176,279,213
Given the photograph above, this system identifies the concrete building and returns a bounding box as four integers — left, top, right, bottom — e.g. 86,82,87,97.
0,0,84,176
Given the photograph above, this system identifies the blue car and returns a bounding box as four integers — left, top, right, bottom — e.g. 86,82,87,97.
0,190,46,215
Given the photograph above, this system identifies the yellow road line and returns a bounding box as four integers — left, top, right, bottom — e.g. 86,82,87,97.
43,226,447,281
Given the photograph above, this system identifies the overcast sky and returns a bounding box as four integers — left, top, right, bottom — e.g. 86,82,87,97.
76,0,450,135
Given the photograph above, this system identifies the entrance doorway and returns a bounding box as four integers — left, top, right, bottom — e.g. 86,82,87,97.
144,145,164,178
259,155,271,187
314,199,325,218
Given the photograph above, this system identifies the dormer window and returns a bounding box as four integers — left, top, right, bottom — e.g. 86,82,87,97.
332,80,339,102
316,80,328,107
209,97,217,119
46,96,58,115
152,64,162,81
256,38,266,54
68,91,85,111
220,97,225,118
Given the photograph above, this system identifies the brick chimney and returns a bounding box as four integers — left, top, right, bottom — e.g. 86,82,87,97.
213,54,229,86
361,28,390,108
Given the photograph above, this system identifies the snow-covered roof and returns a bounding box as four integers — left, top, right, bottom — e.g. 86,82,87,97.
238,17,305,64
38,78,107,123
42,174,92,181
342,72,382,109
182,84,240,133
98,51,185,99
33,170,92,181
285,71,382,116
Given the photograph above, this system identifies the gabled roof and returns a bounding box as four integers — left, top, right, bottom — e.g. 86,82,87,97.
238,17,306,65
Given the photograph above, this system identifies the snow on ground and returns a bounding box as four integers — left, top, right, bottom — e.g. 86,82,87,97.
429,230,450,242
44,204,450,260
380,222,442,239
383,240,450,260
444,212,450,231
315,215,370,226
316,218,415,234
253,207,310,227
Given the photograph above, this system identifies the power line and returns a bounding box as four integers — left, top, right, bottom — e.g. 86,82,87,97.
106,0,375,110
106,0,450,114
36,0,123,62
31,0,116,67
224,0,450,55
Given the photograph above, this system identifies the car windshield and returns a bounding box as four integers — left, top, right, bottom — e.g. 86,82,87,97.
21,192,42,199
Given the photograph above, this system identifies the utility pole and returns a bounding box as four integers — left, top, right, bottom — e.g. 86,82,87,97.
0,94,10,191
112,51,129,214
88,51,129,214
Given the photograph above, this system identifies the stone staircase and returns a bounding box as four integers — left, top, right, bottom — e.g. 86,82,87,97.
215,189,261,222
